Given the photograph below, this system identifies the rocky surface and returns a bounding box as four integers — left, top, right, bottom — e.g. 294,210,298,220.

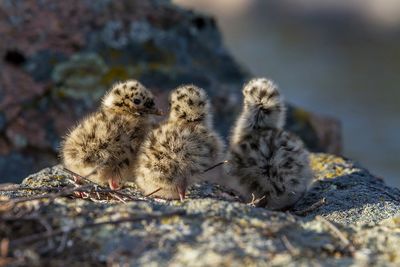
1,153,399,266
0,0,341,182
2,2,395,266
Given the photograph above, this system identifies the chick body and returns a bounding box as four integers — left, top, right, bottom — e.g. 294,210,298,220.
225,78,313,210
135,85,224,200
61,80,161,189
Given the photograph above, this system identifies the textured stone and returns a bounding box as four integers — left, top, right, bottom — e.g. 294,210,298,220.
294,154,400,225
0,153,399,266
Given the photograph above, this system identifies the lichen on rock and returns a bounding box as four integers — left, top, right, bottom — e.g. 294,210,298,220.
0,1,396,265
51,53,109,104
1,153,399,266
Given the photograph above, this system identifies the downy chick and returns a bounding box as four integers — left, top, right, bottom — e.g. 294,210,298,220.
135,85,224,200
61,80,162,189
225,78,313,210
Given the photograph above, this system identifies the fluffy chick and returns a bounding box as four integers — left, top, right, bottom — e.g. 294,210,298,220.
135,85,224,200
61,80,162,189
225,78,313,210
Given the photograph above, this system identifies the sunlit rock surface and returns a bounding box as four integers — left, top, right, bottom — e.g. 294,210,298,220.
1,153,399,266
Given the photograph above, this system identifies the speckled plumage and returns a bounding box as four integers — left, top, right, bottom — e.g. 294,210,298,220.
135,85,224,200
225,78,313,210
61,80,161,189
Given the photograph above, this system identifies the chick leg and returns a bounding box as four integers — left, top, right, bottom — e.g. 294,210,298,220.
73,175,82,184
176,186,185,201
176,179,188,201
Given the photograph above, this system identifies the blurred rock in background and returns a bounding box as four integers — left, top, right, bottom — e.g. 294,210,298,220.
0,0,340,183
174,0,400,188
175,0,400,30
1,3,399,265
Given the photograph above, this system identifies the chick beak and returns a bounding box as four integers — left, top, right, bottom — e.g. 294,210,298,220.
108,177,121,190
176,184,187,202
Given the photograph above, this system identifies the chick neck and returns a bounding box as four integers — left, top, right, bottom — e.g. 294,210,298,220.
231,104,284,144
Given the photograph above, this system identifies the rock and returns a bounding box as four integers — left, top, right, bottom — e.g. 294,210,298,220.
0,0,341,182
295,154,400,225
1,153,399,266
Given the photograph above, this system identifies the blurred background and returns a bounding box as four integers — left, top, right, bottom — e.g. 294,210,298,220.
0,0,398,188
175,0,400,188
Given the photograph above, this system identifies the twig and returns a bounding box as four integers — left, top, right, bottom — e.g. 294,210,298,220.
0,186,65,192
62,166,100,183
292,198,326,216
316,216,355,254
281,235,299,256
144,187,162,198
63,167,103,189
95,192,101,200
0,184,136,207
0,168,137,207
66,178,81,188
111,190,136,201
63,167,135,202
109,193,126,203
0,186,89,205
0,185,97,204
202,160,228,173
10,210,186,247
247,193,266,207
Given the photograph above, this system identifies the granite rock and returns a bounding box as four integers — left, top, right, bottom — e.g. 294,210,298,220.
0,153,399,266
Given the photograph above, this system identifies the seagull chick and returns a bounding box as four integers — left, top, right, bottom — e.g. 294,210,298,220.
135,85,224,200
61,80,162,189
225,78,313,210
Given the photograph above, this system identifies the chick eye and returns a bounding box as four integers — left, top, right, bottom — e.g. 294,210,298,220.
133,99,141,105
